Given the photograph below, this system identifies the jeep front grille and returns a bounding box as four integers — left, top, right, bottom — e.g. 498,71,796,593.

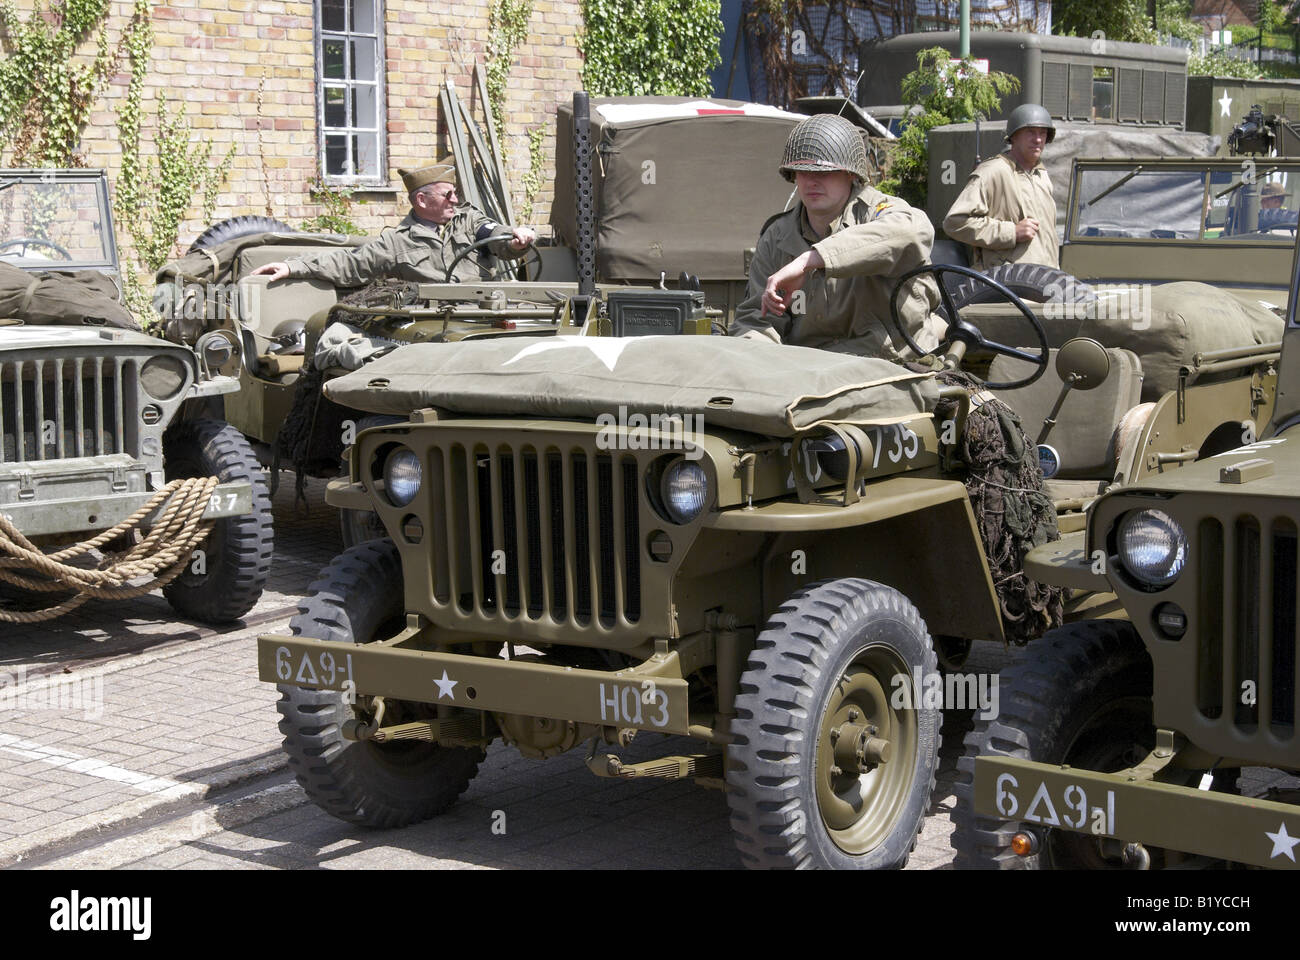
0,355,138,463
431,442,642,628
1195,513,1297,736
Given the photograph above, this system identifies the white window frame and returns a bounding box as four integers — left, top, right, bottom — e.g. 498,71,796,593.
314,0,388,186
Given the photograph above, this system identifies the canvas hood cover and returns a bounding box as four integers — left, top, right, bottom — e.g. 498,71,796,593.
552,97,807,282
0,261,137,330
323,335,939,437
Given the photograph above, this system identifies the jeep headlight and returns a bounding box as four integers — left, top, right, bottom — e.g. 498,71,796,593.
661,460,708,524
384,448,422,507
1117,508,1186,588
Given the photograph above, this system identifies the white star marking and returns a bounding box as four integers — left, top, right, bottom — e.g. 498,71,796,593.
1266,822,1299,862
503,335,647,372
1219,91,1233,117
434,670,458,700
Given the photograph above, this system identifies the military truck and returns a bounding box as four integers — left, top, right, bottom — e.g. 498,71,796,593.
247,242,1294,868
0,169,272,624
951,231,1300,870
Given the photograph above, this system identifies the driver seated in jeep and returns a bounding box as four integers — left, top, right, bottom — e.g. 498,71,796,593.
729,113,947,361
250,158,537,286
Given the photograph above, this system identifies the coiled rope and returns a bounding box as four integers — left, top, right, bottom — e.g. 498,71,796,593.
0,476,219,623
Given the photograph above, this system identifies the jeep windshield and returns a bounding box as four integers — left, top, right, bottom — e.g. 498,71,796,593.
0,171,118,271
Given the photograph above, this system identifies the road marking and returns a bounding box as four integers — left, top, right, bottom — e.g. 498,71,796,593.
0,734,196,798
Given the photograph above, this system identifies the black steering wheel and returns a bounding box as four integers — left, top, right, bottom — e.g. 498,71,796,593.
890,263,1050,390
0,237,72,260
443,234,544,283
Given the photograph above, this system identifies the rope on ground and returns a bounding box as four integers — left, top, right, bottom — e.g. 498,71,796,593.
0,476,219,623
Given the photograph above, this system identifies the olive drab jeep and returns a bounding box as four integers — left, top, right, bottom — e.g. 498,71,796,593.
950,231,1300,871
0,169,272,624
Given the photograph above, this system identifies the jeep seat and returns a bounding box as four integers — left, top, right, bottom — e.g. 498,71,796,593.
988,346,1144,482
234,247,339,381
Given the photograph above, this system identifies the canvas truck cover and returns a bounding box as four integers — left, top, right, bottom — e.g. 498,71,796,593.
926,121,1219,233
552,97,806,282
323,335,938,437
0,261,137,330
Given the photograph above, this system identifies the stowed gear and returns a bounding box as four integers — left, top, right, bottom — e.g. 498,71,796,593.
779,114,870,184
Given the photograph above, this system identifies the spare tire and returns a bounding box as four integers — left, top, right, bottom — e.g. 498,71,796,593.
943,262,1097,314
189,215,296,254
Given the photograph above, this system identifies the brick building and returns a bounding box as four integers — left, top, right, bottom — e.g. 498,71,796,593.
19,0,585,256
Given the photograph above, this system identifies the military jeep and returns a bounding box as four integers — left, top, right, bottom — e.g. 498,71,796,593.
0,169,272,624
951,232,1300,870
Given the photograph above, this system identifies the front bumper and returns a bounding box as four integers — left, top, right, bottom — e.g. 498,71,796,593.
975,756,1300,869
257,633,694,736
1,476,254,537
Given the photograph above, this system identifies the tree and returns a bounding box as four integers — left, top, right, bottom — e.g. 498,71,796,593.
578,0,723,96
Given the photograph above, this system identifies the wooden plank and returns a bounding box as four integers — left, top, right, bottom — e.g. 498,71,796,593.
441,80,483,210
474,63,515,222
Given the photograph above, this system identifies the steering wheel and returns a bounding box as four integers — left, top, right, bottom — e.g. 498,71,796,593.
0,237,72,260
889,263,1050,390
443,234,544,283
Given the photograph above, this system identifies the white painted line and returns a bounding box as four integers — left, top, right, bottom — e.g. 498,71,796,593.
0,734,197,798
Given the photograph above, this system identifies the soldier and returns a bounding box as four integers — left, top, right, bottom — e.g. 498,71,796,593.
730,113,946,361
942,103,1059,271
1261,180,1287,211
251,158,536,285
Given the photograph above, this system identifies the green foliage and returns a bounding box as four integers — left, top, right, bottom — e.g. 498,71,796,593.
578,0,722,96
1256,0,1287,33
1187,50,1265,80
0,0,127,166
877,48,1019,208
518,124,546,222
301,178,366,235
486,0,533,148
1053,0,1198,43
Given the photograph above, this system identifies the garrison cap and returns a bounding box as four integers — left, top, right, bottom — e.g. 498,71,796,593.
400,157,456,193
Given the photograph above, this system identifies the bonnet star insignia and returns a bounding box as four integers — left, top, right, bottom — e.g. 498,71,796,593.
503,336,645,372
1266,822,1299,862
434,670,458,700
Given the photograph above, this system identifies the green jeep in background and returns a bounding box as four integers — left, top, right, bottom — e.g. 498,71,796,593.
0,169,272,624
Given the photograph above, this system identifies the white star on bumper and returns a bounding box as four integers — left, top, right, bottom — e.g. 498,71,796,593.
1266,822,1299,862
434,670,458,700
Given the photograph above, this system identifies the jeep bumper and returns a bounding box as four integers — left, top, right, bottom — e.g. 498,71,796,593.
0,477,254,537
975,756,1300,869
257,633,694,736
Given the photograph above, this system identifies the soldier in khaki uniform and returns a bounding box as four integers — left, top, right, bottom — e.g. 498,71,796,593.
730,114,946,361
251,158,536,285
942,103,1059,271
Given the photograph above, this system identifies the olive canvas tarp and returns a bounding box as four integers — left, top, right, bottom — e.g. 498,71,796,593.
0,261,136,330
552,97,807,282
323,335,939,437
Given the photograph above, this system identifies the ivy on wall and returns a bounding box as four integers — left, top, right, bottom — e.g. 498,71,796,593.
578,0,722,96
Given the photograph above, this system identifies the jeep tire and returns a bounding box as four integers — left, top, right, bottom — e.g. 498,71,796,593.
188,215,296,254
727,579,940,869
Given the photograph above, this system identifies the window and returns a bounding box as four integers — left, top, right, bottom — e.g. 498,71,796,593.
1092,67,1113,122
316,0,386,184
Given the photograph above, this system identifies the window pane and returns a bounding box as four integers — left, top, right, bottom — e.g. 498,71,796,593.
354,134,379,177
324,86,347,128
352,0,375,33
351,38,376,82
323,38,346,79
325,134,349,176
352,85,377,129
321,0,346,31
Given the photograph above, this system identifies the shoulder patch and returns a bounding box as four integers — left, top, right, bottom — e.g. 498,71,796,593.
874,201,892,215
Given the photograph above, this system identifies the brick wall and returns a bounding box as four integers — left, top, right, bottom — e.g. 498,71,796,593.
13,0,584,262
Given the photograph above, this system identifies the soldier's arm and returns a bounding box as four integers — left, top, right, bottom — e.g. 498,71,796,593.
942,173,1018,250
286,231,399,286
465,209,526,260
815,199,935,278
729,229,790,344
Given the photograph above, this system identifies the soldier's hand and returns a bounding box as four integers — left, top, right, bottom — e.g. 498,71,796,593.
250,262,290,282
1014,218,1039,243
762,250,823,317
508,227,537,250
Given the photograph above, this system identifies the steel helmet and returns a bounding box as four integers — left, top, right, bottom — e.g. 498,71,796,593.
1004,103,1056,143
779,114,869,183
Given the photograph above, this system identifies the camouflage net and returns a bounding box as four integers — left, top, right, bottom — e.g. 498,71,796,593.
271,279,410,504
932,370,1065,645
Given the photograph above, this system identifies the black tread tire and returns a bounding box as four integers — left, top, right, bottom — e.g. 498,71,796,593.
951,619,1187,869
276,540,484,828
188,215,296,254
338,415,401,549
162,419,273,624
726,578,940,869
945,262,1096,313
